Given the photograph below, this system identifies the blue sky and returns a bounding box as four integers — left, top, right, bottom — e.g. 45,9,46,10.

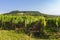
0,0,60,15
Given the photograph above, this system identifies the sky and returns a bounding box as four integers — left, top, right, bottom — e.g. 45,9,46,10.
0,0,60,15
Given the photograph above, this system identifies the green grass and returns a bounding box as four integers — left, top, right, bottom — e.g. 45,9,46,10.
0,30,60,40
0,30,35,40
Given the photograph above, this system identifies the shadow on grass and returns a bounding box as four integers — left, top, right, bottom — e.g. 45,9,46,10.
32,32,50,39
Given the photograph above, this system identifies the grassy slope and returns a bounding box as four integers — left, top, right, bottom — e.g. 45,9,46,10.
0,30,60,40
0,30,35,40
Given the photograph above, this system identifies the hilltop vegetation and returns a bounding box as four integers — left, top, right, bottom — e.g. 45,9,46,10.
3,10,58,17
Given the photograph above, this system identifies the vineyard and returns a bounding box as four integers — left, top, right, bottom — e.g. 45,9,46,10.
0,14,60,39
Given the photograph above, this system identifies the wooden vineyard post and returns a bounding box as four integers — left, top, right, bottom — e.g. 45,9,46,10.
25,17,26,28
23,16,27,32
